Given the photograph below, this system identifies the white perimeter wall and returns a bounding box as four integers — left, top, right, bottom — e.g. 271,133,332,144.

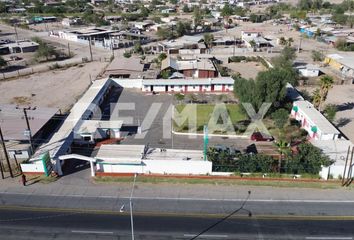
320,165,354,180
99,160,212,175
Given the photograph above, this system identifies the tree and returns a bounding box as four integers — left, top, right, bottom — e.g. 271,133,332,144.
254,68,293,111
123,51,132,58
298,0,313,10
133,42,143,54
35,42,57,61
271,108,289,129
287,37,294,46
312,89,321,109
193,8,202,32
271,46,297,69
324,104,337,122
176,21,190,37
156,27,171,40
285,143,333,174
249,40,256,50
182,5,190,13
311,50,324,61
318,75,334,111
160,69,171,79
203,33,214,49
279,36,287,45
274,140,291,172
0,56,7,68
175,93,185,102
221,3,233,30
158,53,167,62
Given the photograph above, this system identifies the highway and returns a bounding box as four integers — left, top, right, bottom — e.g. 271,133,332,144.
0,207,353,240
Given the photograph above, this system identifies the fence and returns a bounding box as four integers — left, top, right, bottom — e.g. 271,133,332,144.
0,57,108,80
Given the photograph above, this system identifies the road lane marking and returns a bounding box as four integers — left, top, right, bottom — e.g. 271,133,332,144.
305,237,353,240
184,234,228,238
71,230,114,235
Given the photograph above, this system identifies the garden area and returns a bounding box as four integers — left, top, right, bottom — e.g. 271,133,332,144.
174,103,248,134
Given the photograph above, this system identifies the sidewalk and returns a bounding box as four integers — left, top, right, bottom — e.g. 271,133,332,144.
1,170,354,202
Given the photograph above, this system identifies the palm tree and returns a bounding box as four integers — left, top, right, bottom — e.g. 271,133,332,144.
203,33,214,49
319,75,334,111
249,40,256,51
279,36,286,45
312,88,321,109
287,37,294,46
274,140,291,173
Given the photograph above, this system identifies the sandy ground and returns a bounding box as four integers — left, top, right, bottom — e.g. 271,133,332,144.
325,85,354,142
226,61,266,79
0,61,108,112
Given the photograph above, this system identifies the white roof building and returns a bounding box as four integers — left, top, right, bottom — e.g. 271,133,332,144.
291,100,341,141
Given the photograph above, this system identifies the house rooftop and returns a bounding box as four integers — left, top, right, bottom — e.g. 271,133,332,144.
142,77,234,86
161,57,216,71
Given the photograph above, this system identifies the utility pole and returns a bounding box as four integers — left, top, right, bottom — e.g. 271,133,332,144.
0,157,4,179
298,36,302,53
89,37,93,62
0,120,13,178
16,106,35,154
67,42,71,57
14,24,18,42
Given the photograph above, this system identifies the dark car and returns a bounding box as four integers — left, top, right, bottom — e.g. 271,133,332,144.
250,132,274,142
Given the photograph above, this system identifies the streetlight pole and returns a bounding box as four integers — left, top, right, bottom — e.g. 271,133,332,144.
16,106,35,154
129,173,137,240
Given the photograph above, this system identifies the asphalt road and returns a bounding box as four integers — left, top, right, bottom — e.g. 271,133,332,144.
0,207,353,240
2,192,354,217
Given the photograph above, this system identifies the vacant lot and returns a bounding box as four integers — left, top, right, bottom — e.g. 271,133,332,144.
0,61,108,112
175,104,247,132
226,61,266,79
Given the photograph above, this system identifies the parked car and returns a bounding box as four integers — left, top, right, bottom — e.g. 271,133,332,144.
250,132,274,142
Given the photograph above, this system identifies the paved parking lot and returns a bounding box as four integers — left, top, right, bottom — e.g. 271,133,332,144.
110,88,272,152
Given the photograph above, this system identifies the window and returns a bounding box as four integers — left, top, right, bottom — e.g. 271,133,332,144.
14,150,22,155
82,136,91,141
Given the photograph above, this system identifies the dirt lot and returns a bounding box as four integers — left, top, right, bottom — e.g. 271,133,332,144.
325,85,354,142
0,61,108,112
226,61,266,79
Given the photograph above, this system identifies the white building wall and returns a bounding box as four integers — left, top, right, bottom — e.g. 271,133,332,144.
299,69,320,77
20,161,45,173
214,84,223,91
320,165,354,179
99,160,212,175
8,149,30,159
179,49,202,55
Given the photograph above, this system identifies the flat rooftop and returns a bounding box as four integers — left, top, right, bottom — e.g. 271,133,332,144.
145,148,204,161
95,144,204,163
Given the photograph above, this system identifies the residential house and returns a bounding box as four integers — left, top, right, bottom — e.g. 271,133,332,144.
161,57,218,78
324,54,354,84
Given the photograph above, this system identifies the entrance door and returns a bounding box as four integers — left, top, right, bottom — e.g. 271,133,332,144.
150,85,154,92
211,84,215,92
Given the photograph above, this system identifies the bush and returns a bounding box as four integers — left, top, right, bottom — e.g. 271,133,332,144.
229,56,247,62
123,51,132,58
